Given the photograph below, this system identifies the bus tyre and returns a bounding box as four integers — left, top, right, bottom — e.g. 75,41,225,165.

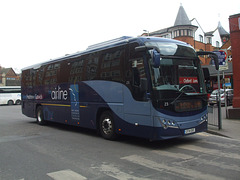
15,100,21,105
99,111,117,140
7,100,14,105
36,106,46,125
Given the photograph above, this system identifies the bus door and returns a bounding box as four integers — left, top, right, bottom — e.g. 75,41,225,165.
22,69,36,117
123,43,152,137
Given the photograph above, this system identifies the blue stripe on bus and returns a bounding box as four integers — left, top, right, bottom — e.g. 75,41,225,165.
23,80,207,140
83,80,207,130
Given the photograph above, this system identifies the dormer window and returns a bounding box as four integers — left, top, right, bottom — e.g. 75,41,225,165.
207,37,212,44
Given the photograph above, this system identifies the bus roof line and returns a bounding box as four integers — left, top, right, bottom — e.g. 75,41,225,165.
86,36,133,50
22,36,135,71
21,36,191,71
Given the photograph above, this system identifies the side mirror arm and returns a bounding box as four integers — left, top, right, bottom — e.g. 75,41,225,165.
197,51,219,70
135,45,160,53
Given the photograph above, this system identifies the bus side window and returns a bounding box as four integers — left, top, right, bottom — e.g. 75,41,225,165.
99,46,124,82
133,67,140,86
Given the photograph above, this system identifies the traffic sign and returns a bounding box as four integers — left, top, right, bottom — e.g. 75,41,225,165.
213,50,227,65
213,50,228,71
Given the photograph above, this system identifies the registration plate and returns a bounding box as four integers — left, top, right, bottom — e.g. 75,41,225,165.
184,128,196,134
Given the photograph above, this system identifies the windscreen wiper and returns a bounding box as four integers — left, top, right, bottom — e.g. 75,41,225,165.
170,91,186,105
170,92,207,105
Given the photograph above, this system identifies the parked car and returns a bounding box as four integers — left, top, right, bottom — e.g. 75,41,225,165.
209,89,234,106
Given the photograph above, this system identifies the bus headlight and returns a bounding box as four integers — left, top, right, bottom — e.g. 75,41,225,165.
158,118,178,129
172,121,176,126
200,114,208,124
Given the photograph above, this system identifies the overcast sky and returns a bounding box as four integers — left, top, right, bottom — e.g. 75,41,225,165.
0,0,239,73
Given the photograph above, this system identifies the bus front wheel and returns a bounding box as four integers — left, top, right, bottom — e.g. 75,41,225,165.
36,106,46,125
99,111,117,140
7,100,14,105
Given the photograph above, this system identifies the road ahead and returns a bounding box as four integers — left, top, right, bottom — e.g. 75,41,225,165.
0,106,240,180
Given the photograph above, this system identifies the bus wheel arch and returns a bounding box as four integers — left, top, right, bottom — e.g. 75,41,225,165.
97,109,117,140
36,105,46,125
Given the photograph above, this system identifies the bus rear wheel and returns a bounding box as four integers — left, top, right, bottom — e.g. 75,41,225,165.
36,106,46,125
99,111,117,140
15,100,21,105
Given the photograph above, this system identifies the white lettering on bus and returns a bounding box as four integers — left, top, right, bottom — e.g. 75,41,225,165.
35,94,43,100
51,86,68,100
180,77,198,84
183,78,192,84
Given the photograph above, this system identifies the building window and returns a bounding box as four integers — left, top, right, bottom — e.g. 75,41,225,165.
173,29,193,38
7,77,16,80
207,37,212,44
216,41,220,48
174,30,181,37
199,35,203,42
188,30,193,37
180,30,184,36
177,30,179,37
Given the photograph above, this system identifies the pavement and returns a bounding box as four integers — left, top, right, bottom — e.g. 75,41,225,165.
207,106,240,140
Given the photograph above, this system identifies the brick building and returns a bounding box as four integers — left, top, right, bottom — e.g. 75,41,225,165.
143,4,230,64
142,4,232,90
0,66,21,86
228,13,240,118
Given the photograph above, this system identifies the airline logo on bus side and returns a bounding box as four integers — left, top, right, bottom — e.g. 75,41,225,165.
51,86,68,100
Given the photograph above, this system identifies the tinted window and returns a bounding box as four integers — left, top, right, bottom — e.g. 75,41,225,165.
0,88,20,93
145,42,196,57
126,42,147,101
68,57,86,83
99,46,125,82
66,45,125,83
43,63,60,85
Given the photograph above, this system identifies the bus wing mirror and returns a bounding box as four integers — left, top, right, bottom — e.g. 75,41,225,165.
135,46,147,52
135,45,160,53
151,49,161,68
135,45,161,68
197,51,219,70
210,54,219,70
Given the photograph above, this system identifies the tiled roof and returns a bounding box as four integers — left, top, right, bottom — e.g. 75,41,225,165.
174,5,191,26
218,22,229,35
0,68,11,75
